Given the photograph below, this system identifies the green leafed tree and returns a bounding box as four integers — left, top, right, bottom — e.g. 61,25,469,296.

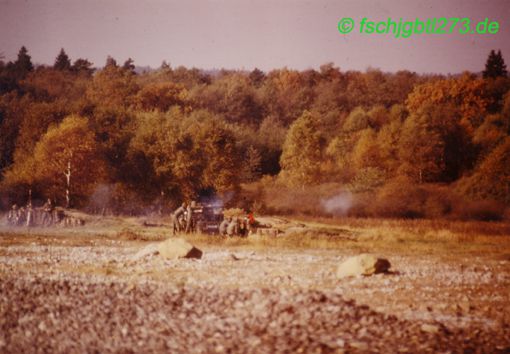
122,58,135,73
0,93,30,172
71,58,94,76
130,109,240,200
398,109,445,183
240,145,262,182
196,115,239,193
53,48,72,71
248,68,265,87
104,55,118,69
400,102,475,183
87,105,136,185
11,46,34,80
280,110,325,187
483,50,508,79
256,115,288,175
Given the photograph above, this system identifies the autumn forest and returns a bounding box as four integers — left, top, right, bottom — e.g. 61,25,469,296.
0,47,509,220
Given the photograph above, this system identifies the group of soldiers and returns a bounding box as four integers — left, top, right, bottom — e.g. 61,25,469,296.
7,199,54,227
171,200,257,237
218,216,252,237
6,198,83,227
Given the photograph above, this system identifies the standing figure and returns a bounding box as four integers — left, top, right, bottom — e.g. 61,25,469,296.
42,198,54,226
7,204,19,226
185,202,195,234
25,201,33,227
17,207,26,226
219,217,230,236
239,218,249,237
226,218,239,237
172,202,187,235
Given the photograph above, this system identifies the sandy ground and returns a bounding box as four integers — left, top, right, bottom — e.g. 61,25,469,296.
1,220,510,353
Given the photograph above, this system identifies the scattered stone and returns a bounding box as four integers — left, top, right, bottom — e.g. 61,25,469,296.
350,341,369,350
157,238,202,260
230,253,241,261
420,324,440,334
1,230,510,353
337,254,391,278
38,321,46,331
3,276,499,353
457,301,471,313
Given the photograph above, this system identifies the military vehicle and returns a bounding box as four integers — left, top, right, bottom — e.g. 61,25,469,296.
192,203,224,234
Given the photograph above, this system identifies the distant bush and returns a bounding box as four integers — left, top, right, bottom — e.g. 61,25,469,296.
242,178,349,217
452,199,505,221
241,177,507,221
370,176,427,218
421,185,455,219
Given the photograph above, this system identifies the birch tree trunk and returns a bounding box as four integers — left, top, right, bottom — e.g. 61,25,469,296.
64,159,71,209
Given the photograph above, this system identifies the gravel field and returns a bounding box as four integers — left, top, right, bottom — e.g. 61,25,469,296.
1,230,510,353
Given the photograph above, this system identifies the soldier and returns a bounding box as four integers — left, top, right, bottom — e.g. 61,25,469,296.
185,201,195,234
17,206,26,226
226,218,239,237
219,217,230,236
172,202,187,235
239,218,249,237
247,211,256,226
25,201,33,227
42,198,54,226
7,204,18,226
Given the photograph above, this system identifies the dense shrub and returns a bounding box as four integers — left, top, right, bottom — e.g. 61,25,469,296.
452,199,505,221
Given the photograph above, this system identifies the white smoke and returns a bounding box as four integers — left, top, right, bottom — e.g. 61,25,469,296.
321,191,353,216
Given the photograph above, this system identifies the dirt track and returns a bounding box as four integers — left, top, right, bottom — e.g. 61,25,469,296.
1,228,510,353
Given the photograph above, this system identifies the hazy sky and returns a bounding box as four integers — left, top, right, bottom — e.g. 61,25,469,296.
1,0,509,74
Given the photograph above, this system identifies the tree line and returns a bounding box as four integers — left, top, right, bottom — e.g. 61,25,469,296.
0,47,508,219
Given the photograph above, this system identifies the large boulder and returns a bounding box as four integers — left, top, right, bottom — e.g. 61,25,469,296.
337,254,390,278
157,238,203,260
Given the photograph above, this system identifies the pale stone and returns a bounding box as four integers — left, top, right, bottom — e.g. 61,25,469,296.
157,238,202,260
420,324,440,334
133,243,159,261
337,254,390,278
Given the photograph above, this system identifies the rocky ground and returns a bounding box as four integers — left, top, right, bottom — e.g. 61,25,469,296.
1,227,510,353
